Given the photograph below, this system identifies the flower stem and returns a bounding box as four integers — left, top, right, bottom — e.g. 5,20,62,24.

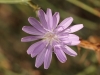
27,1,40,11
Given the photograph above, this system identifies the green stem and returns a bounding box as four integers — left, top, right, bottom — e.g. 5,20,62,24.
27,1,40,11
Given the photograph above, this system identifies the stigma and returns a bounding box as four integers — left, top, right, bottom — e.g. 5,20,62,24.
43,31,58,43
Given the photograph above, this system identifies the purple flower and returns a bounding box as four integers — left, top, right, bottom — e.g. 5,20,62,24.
21,8,83,69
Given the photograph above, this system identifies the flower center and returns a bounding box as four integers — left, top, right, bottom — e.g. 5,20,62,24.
43,32,57,43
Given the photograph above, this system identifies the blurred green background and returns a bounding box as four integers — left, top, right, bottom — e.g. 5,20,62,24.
0,0,100,75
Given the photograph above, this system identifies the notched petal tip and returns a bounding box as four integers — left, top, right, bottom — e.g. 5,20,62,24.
79,24,84,28
47,8,52,11
62,46,77,57
38,9,44,12
44,67,49,69
46,8,52,15
22,26,27,31
70,50,77,57
66,17,73,22
70,53,77,57
68,17,73,20
38,9,44,15
28,17,34,22
27,50,31,55
21,38,25,42
72,54,77,57
73,53,77,57
35,64,40,68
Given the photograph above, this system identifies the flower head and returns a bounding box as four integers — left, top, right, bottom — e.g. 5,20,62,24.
21,8,83,69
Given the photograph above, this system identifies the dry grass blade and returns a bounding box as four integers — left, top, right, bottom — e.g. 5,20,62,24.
78,39,100,51
67,0,100,17
78,36,100,64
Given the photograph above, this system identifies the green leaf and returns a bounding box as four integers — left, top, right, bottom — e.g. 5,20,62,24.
0,0,30,4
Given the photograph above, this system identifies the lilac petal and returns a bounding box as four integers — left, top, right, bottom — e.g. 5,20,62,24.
69,41,80,46
21,36,42,42
31,41,47,58
58,29,70,36
59,34,79,45
68,34,79,41
58,34,69,40
60,39,70,45
59,33,79,40
68,24,83,33
38,9,48,29
46,8,53,30
55,26,64,32
58,36,70,44
54,45,67,63
44,45,52,69
59,34,79,42
57,17,73,31
35,48,46,68
22,26,43,35
27,41,46,55
53,12,60,29
62,45,77,56
62,40,80,46
28,17,46,33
